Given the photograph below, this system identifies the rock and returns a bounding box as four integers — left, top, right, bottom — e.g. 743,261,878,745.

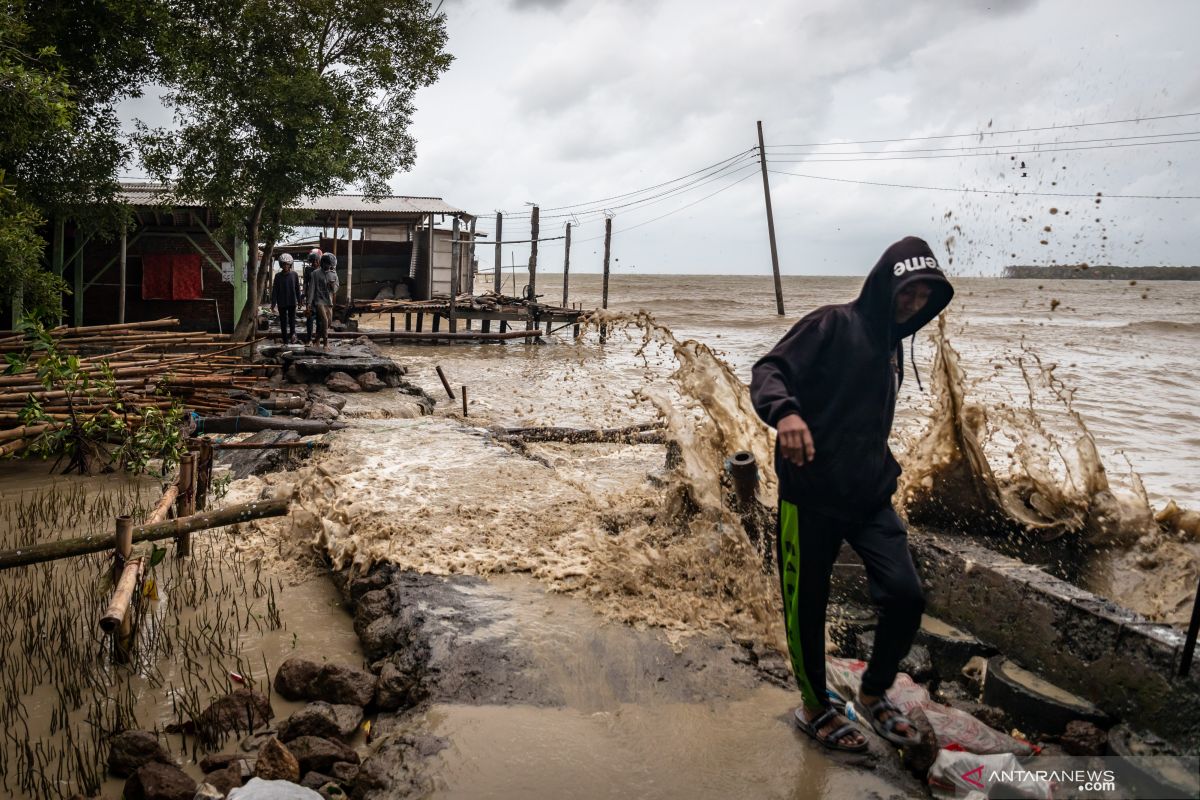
285,736,360,775
1062,720,1107,756
205,761,245,795
198,753,242,773
312,663,377,707
241,730,276,753
300,772,336,790
173,688,273,743
255,737,301,783
318,783,347,799
123,762,197,800
276,658,377,707
108,730,175,777
276,657,324,699
330,762,358,785
374,659,423,712
306,402,340,422
314,393,347,412
325,372,362,393
942,697,1009,732
220,430,302,479
228,778,323,799
355,371,386,392
279,702,363,742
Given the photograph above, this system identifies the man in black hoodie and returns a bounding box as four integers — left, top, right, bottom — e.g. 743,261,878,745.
750,236,953,752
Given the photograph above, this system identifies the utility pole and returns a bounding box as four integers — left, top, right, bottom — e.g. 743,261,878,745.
757,120,785,316
600,216,612,343
493,212,503,295
527,205,539,330
562,222,572,308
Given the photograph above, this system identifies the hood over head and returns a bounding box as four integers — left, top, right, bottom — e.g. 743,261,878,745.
854,235,954,343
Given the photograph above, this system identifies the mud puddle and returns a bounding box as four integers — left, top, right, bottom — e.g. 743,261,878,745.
367,572,917,800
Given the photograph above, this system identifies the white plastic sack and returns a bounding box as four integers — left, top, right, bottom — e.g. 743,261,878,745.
227,777,323,800
927,749,1051,799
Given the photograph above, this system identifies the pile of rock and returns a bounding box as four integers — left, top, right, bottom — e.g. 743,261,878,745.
102,655,402,800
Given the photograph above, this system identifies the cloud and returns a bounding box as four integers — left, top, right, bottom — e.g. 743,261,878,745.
119,0,1200,275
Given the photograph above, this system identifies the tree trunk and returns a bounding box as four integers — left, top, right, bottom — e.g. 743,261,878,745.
233,201,266,341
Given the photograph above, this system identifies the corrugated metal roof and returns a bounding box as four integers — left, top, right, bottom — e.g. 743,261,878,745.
117,182,465,216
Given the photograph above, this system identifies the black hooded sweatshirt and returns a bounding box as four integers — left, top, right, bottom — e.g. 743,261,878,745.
750,236,954,520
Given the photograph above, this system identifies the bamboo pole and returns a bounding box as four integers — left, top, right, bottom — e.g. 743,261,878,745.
196,438,214,511
435,366,455,400
148,485,179,526
100,558,142,632
461,386,468,417
0,498,290,570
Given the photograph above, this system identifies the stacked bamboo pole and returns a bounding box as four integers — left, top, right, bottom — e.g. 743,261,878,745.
0,319,271,457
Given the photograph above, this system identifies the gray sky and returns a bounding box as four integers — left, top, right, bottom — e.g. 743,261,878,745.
120,0,1200,276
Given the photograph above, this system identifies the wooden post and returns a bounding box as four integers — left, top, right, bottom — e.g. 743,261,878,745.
426,213,435,300
600,217,612,343
405,313,411,332
346,212,354,308
562,222,572,308
175,454,196,557
527,206,539,331
432,314,441,333
390,314,395,332
416,312,424,332
757,120,785,316
195,438,214,512
449,216,460,333
461,386,468,417
493,212,503,294
467,215,477,296
435,366,455,400
112,515,135,661
118,223,127,324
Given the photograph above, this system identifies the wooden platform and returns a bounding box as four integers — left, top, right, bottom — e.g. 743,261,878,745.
348,294,587,337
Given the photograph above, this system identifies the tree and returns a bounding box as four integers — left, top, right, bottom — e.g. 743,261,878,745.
138,0,453,340
1,1,169,319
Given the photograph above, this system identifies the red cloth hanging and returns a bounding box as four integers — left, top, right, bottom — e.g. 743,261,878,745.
171,253,202,300
142,253,174,299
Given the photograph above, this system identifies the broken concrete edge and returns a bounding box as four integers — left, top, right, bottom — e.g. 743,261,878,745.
829,528,1200,752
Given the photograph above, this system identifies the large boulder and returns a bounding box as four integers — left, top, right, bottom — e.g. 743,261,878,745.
167,688,273,743
279,702,363,743
205,760,245,795
255,737,301,783
312,664,377,707
285,736,359,775
122,762,197,800
374,657,424,712
356,371,387,392
325,371,363,393
306,402,340,422
107,730,174,777
275,657,324,699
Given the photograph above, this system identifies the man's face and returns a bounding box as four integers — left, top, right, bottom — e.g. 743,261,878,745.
282,262,292,272
895,281,933,324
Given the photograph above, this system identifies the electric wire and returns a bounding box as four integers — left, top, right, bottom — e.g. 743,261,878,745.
767,136,1200,163
764,168,1200,200
764,129,1200,156
769,111,1200,147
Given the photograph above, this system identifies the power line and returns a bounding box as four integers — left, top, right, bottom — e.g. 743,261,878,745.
771,111,1200,148
765,129,1200,156
501,148,756,218
765,168,1200,200
526,160,760,222
573,170,759,244
767,136,1200,163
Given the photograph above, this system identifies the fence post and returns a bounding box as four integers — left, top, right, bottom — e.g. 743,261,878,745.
175,454,196,557
195,438,214,512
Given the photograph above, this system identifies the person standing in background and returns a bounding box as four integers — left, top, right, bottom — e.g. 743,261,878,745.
270,253,301,344
308,252,340,349
302,248,323,343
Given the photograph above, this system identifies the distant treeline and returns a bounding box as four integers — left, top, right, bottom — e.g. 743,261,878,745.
1003,265,1200,280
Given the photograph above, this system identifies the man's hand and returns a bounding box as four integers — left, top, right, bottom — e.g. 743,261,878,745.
777,414,815,467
